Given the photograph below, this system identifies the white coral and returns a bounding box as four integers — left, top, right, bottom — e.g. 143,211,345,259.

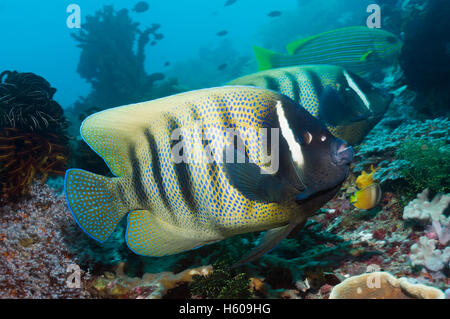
410,236,450,272
403,189,450,225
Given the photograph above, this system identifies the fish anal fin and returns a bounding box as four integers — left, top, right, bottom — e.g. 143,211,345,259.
126,210,217,256
232,223,296,268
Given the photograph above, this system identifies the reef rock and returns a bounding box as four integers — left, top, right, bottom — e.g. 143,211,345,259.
329,272,445,299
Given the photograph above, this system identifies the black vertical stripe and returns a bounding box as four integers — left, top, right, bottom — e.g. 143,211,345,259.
264,76,281,93
144,130,171,211
129,145,149,208
167,116,200,214
305,69,324,100
284,71,301,104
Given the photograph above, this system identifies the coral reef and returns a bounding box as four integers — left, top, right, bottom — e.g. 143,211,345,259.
329,271,445,299
353,117,450,197
189,260,253,299
402,189,450,226
92,262,212,299
409,236,450,272
0,183,92,298
0,71,69,201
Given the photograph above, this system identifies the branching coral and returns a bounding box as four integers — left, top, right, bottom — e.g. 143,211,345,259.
0,71,69,201
409,236,450,272
403,189,450,226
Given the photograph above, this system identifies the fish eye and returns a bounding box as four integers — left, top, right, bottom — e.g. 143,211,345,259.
320,135,327,142
303,132,313,144
297,131,312,145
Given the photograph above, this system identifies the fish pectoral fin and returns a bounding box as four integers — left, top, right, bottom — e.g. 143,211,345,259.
360,50,375,62
223,149,283,203
126,210,214,256
232,223,297,268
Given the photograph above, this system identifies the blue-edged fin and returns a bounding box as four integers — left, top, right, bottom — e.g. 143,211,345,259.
232,223,297,267
223,149,283,203
64,169,128,242
252,46,277,71
126,210,219,256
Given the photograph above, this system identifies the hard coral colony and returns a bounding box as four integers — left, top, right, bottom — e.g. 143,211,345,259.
0,0,449,300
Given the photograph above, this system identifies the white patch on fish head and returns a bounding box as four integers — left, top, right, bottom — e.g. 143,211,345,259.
343,71,371,111
275,100,304,167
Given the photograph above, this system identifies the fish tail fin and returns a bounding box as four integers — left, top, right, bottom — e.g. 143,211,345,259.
252,46,277,71
64,169,128,242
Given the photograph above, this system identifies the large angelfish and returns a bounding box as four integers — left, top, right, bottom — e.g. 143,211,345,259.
229,65,393,145
64,87,353,266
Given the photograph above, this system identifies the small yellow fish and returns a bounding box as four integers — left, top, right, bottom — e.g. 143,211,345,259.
350,183,382,210
355,165,378,189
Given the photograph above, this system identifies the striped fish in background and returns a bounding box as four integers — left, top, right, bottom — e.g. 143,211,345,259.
253,26,403,76
229,65,393,145
64,86,353,266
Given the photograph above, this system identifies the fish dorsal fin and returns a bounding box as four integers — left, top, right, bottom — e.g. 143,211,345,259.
80,102,163,177
286,34,320,54
232,223,297,267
